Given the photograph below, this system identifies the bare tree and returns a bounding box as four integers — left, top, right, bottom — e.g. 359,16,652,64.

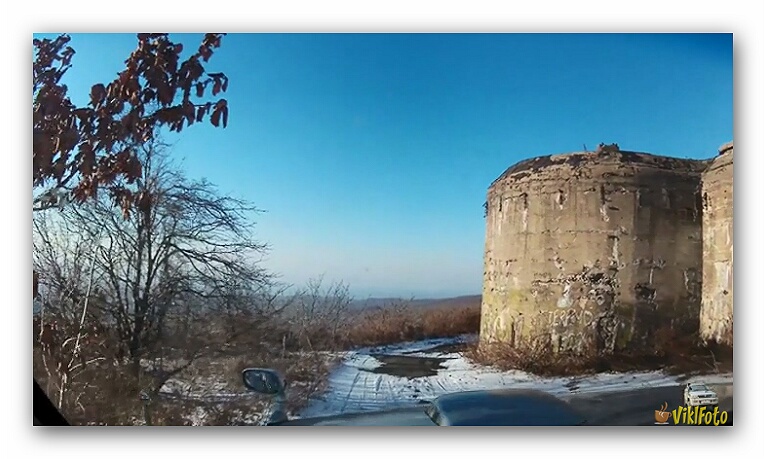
33,213,98,324
41,139,270,380
33,216,111,411
33,33,238,424
291,276,353,351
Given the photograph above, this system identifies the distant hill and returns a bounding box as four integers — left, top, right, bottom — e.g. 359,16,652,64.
30,294,482,319
348,294,481,311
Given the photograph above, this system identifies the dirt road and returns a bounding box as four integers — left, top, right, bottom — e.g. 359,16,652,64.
300,335,734,424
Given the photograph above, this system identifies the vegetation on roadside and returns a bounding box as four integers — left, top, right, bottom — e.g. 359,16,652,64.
342,301,480,349
465,325,733,377
33,281,481,425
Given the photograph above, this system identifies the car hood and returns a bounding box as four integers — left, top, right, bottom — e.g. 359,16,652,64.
272,406,436,426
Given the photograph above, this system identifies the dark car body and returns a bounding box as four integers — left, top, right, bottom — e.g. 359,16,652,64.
271,406,437,426
425,389,588,426
272,390,587,426
244,368,587,426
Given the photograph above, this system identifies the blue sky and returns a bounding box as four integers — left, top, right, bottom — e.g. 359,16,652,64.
33,33,733,298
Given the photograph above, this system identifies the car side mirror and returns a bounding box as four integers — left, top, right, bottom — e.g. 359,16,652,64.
242,368,288,425
242,368,286,395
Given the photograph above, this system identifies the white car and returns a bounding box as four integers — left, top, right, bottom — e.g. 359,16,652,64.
684,382,719,407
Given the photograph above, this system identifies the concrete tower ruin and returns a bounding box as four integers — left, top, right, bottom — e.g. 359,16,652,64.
480,146,710,353
699,142,734,345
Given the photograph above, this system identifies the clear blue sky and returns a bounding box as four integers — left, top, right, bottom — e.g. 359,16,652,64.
33,33,733,298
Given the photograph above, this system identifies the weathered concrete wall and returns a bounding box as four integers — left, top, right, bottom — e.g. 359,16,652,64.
699,142,733,345
480,149,709,353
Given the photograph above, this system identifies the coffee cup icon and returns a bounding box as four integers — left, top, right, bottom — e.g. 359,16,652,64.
654,402,670,424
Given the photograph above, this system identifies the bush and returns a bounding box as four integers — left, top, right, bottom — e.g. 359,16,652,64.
465,326,733,377
465,338,602,377
342,304,480,348
33,305,340,426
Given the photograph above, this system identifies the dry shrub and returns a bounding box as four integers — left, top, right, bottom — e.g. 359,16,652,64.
218,349,338,414
33,308,340,426
466,337,602,377
132,347,338,425
643,325,732,374
424,306,482,338
466,325,733,377
46,349,338,426
146,399,195,426
143,349,338,425
34,346,147,425
343,304,480,348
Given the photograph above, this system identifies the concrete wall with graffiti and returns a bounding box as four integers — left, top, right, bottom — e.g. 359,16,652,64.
480,145,712,353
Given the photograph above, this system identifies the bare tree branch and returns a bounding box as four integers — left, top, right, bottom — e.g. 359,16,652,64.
34,138,272,380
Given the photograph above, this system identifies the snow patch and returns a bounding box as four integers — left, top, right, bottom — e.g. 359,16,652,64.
300,335,733,419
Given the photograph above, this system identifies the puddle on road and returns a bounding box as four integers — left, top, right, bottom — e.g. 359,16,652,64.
365,354,449,379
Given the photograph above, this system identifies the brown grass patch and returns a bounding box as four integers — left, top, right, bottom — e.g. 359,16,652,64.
34,333,339,425
466,326,733,377
342,304,480,348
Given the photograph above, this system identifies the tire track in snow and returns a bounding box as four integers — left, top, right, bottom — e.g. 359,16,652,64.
341,369,362,413
374,373,383,396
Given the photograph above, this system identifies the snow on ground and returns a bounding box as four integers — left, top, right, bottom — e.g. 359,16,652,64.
147,335,732,424
299,335,733,419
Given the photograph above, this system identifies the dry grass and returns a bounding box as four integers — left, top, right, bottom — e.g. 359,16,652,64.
33,313,339,426
466,326,733,377
36,297,733,424
34,346,146,425
34,296,482,425
141,351,338,426
35,348,338,426
341,304,481,348
466,340,602,377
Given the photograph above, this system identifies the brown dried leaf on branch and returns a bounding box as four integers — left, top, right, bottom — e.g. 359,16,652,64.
33,33,230,214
